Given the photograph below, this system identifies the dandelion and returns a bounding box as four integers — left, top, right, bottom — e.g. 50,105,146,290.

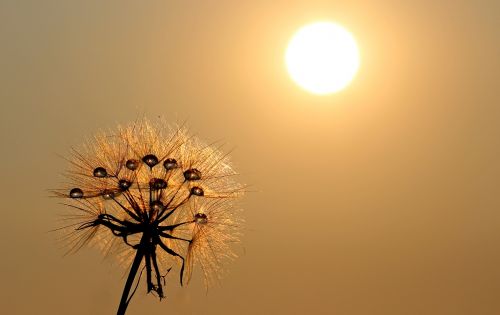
53,119,244,315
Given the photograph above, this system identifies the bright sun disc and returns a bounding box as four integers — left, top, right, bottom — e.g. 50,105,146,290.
285,22,360,95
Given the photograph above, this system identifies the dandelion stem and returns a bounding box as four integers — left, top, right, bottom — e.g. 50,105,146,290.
117,237,146,315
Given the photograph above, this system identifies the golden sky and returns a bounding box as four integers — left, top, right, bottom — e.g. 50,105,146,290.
0,1,499,314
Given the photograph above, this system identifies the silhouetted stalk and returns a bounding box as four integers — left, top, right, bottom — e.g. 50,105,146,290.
117,237,146,315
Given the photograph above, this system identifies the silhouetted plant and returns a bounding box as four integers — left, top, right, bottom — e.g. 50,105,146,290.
53,119,244,315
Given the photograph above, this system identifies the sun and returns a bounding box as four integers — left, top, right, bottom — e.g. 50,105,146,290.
285,21,360,95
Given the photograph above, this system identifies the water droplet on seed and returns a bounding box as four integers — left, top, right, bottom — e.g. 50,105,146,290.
101,189,115,199
69,188,84,198
194,212,208,224
126,159,139,170
184,168,202,181
150,200,164,212
163,158,178,170
93,167,107,177
118,179,132,191
190,186,204,196
142,154,159,168
150,178,167,190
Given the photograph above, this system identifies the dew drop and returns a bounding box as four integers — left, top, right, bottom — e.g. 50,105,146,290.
69,188,83,198
93,167,107,178
150,200,164,212
118,179,132,191
163,158,178,170
142,154,159,168
194,212,208,224
184,168,202,181
101,189,115,199
190,186,204,196
150,178,167,190
126,159,139,170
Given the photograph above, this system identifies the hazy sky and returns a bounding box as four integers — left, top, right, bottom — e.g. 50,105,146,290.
1,1,499,314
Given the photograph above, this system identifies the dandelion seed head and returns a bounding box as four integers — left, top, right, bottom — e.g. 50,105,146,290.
53,118,244,301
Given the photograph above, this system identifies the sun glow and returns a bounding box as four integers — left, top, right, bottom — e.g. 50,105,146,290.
285,22,360,95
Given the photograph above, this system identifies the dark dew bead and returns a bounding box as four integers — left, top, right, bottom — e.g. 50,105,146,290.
150,178,167,190
93,167,107,178
118,179,132,191
163,158,178,170
194,212,208,224
142,154,159,168
150,200,164,212
190,186,204,196
69,188,84,198
126,159,139,171
184,168,202,181
101,189,115,200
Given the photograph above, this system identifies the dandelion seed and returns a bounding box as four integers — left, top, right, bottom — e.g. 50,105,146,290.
53,118,244,315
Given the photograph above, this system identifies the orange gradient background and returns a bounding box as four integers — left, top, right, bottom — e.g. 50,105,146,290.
0,1,499,314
